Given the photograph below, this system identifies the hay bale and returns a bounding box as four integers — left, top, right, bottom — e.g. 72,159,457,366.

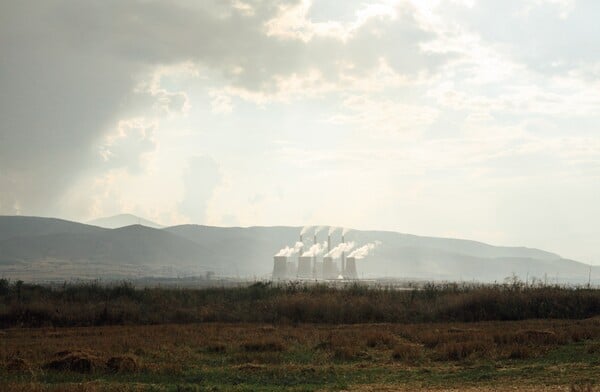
43,350,101,373
106,355,139,373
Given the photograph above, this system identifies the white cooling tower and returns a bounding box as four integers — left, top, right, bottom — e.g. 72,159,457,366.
297,256,313,279
286,260,297,278
345,257,358,279
323,256,338,280
313,260,323,279
272,256,288,280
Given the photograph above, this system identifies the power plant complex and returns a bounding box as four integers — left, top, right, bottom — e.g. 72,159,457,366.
272,227,380,280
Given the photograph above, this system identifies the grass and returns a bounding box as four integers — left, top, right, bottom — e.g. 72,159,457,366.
1,319,599,390
1,281,599,390
1,280,599,327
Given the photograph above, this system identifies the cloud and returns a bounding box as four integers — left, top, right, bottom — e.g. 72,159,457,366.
180,156,222,223
99,118,157,174
0,0,445,216
330,95,439,136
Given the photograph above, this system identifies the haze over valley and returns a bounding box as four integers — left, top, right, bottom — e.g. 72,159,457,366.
0,215,596,285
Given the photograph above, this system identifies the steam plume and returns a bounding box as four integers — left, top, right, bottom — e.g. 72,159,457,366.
342,227,351,235
302,241,327,257
300,226,313,235
314,226,325,235
328,226,338,235
325,241,355,258
348,241,382,259
275,241,305,257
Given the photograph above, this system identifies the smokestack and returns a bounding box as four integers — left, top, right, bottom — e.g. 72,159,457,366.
341,234,346,277
298,233,304,276
327,234,331,253
312,233,317,279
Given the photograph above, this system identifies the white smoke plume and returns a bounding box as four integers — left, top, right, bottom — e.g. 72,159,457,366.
300,226,313,235
348,241,382,259
302,241,327,257
328,226,338,235
275,241,305,257
325,241,355,258
342,227,351,235
314,226,325,235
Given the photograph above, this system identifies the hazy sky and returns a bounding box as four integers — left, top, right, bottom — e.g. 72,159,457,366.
1,0,599,264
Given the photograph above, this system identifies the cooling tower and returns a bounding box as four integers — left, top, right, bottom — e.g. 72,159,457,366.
297,256,313,279
286,260,297,278
323,256,338,280
272,256,288,280
313,260,323,279
345,257,358,279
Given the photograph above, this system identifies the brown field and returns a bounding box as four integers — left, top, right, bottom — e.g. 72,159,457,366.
2,318,600,391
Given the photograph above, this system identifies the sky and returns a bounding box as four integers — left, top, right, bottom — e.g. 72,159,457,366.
1,0,599,264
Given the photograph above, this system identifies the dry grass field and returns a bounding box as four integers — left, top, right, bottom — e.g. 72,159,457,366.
2,318,599,391
1,281,599,390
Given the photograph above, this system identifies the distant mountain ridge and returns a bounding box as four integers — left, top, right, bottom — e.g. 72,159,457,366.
88,214,163,229
0,216,596,284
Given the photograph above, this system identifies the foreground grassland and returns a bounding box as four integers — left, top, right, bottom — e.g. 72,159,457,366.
2,319,599,391
1,282,599,390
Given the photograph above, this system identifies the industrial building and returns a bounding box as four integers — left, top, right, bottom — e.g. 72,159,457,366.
272,228,374,281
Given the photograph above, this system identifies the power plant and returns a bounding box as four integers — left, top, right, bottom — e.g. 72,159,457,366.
272,227,380,281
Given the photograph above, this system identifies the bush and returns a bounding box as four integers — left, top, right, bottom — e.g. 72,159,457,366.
1,281,599,327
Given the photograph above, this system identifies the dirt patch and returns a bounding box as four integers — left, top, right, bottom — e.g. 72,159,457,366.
43,350,102,373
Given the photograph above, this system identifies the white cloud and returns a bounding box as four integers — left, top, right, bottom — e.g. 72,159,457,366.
99,118,157,173
2,0,600,263
330,95,438,136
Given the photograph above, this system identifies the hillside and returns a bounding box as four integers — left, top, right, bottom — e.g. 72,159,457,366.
0,216,105,241
166,225,594,283
87,214,163,229
0,216,596,283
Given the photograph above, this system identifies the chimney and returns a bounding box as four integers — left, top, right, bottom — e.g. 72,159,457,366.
327,234,331,253
341,234,346,277
298,233,303,277
313,233,317,279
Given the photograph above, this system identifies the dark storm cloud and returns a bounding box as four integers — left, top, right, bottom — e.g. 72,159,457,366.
0,0,284,214
0,0,443,215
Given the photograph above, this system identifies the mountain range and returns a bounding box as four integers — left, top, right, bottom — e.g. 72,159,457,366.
87,214,163,229
0,215,596,284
